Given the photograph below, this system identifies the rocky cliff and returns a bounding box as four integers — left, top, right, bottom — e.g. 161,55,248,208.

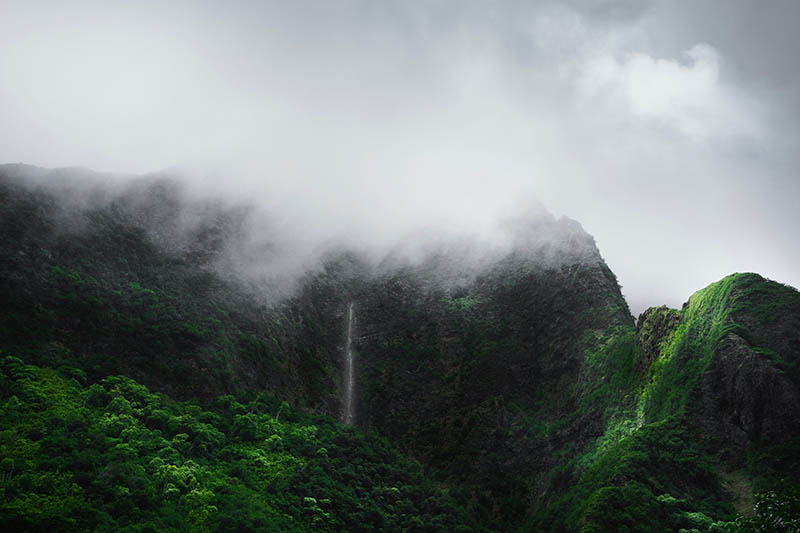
2,165,799,531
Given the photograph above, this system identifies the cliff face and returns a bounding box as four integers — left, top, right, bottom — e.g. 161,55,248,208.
0,166,642,525
3,165,800,531
638,274,800,472
530,274,800,531
0,166,288,399
349,220,635,523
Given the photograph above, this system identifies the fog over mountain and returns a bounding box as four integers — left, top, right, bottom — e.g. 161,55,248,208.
1,0,799,313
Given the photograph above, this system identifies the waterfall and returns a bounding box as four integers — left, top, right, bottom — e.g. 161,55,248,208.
343,301,355,425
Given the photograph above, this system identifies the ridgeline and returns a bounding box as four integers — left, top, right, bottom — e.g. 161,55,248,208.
1,165,799,531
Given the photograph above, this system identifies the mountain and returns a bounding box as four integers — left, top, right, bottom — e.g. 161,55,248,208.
1,164,799,531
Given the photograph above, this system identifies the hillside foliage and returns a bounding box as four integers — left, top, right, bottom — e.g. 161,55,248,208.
2,166,800,531
0,356,475,532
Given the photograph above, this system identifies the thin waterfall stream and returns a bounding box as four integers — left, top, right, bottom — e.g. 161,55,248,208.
343,301,355,425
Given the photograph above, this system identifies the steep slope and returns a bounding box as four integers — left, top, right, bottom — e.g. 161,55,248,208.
0,164,351,409
349,219,638,526
642,273,800,483
0,165,483,530
3,165,800,531
537,273,800,531
0,165,645,528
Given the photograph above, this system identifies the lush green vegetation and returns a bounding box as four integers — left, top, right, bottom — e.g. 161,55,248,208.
0,174,349,410
0,355,476,532
354,256,644,528
3,168,800,531
638,274,743,423
639,273,800,424
535,417,735,531
530,273,800,531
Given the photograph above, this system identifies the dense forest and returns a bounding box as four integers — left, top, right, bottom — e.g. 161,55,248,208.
2,164,800,531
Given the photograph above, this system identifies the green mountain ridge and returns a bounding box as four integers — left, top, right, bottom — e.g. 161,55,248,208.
1,165,799,531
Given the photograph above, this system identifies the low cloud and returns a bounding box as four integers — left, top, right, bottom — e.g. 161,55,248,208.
0,0,797,314
578,43,762,140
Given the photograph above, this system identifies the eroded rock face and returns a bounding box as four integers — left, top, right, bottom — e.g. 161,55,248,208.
695,332,800,467
636,305,680,370
349,220,635,524
635,275,800,478
695,278,800,470
640,275,800,473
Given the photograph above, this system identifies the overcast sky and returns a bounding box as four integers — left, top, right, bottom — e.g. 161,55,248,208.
1,0,798,313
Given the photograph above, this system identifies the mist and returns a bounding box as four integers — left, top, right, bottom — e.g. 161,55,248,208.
1,0,799,314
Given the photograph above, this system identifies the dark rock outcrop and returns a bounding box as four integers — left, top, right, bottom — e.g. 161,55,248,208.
636,305,680,371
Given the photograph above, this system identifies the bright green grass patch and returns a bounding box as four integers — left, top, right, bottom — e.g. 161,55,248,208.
639,272,800,423
640,274,749,423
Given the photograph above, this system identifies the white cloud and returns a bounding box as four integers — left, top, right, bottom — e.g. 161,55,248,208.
578,43,762,140
0,1,796,314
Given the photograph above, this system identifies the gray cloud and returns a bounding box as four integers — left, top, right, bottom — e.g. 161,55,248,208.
0,0,798,314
